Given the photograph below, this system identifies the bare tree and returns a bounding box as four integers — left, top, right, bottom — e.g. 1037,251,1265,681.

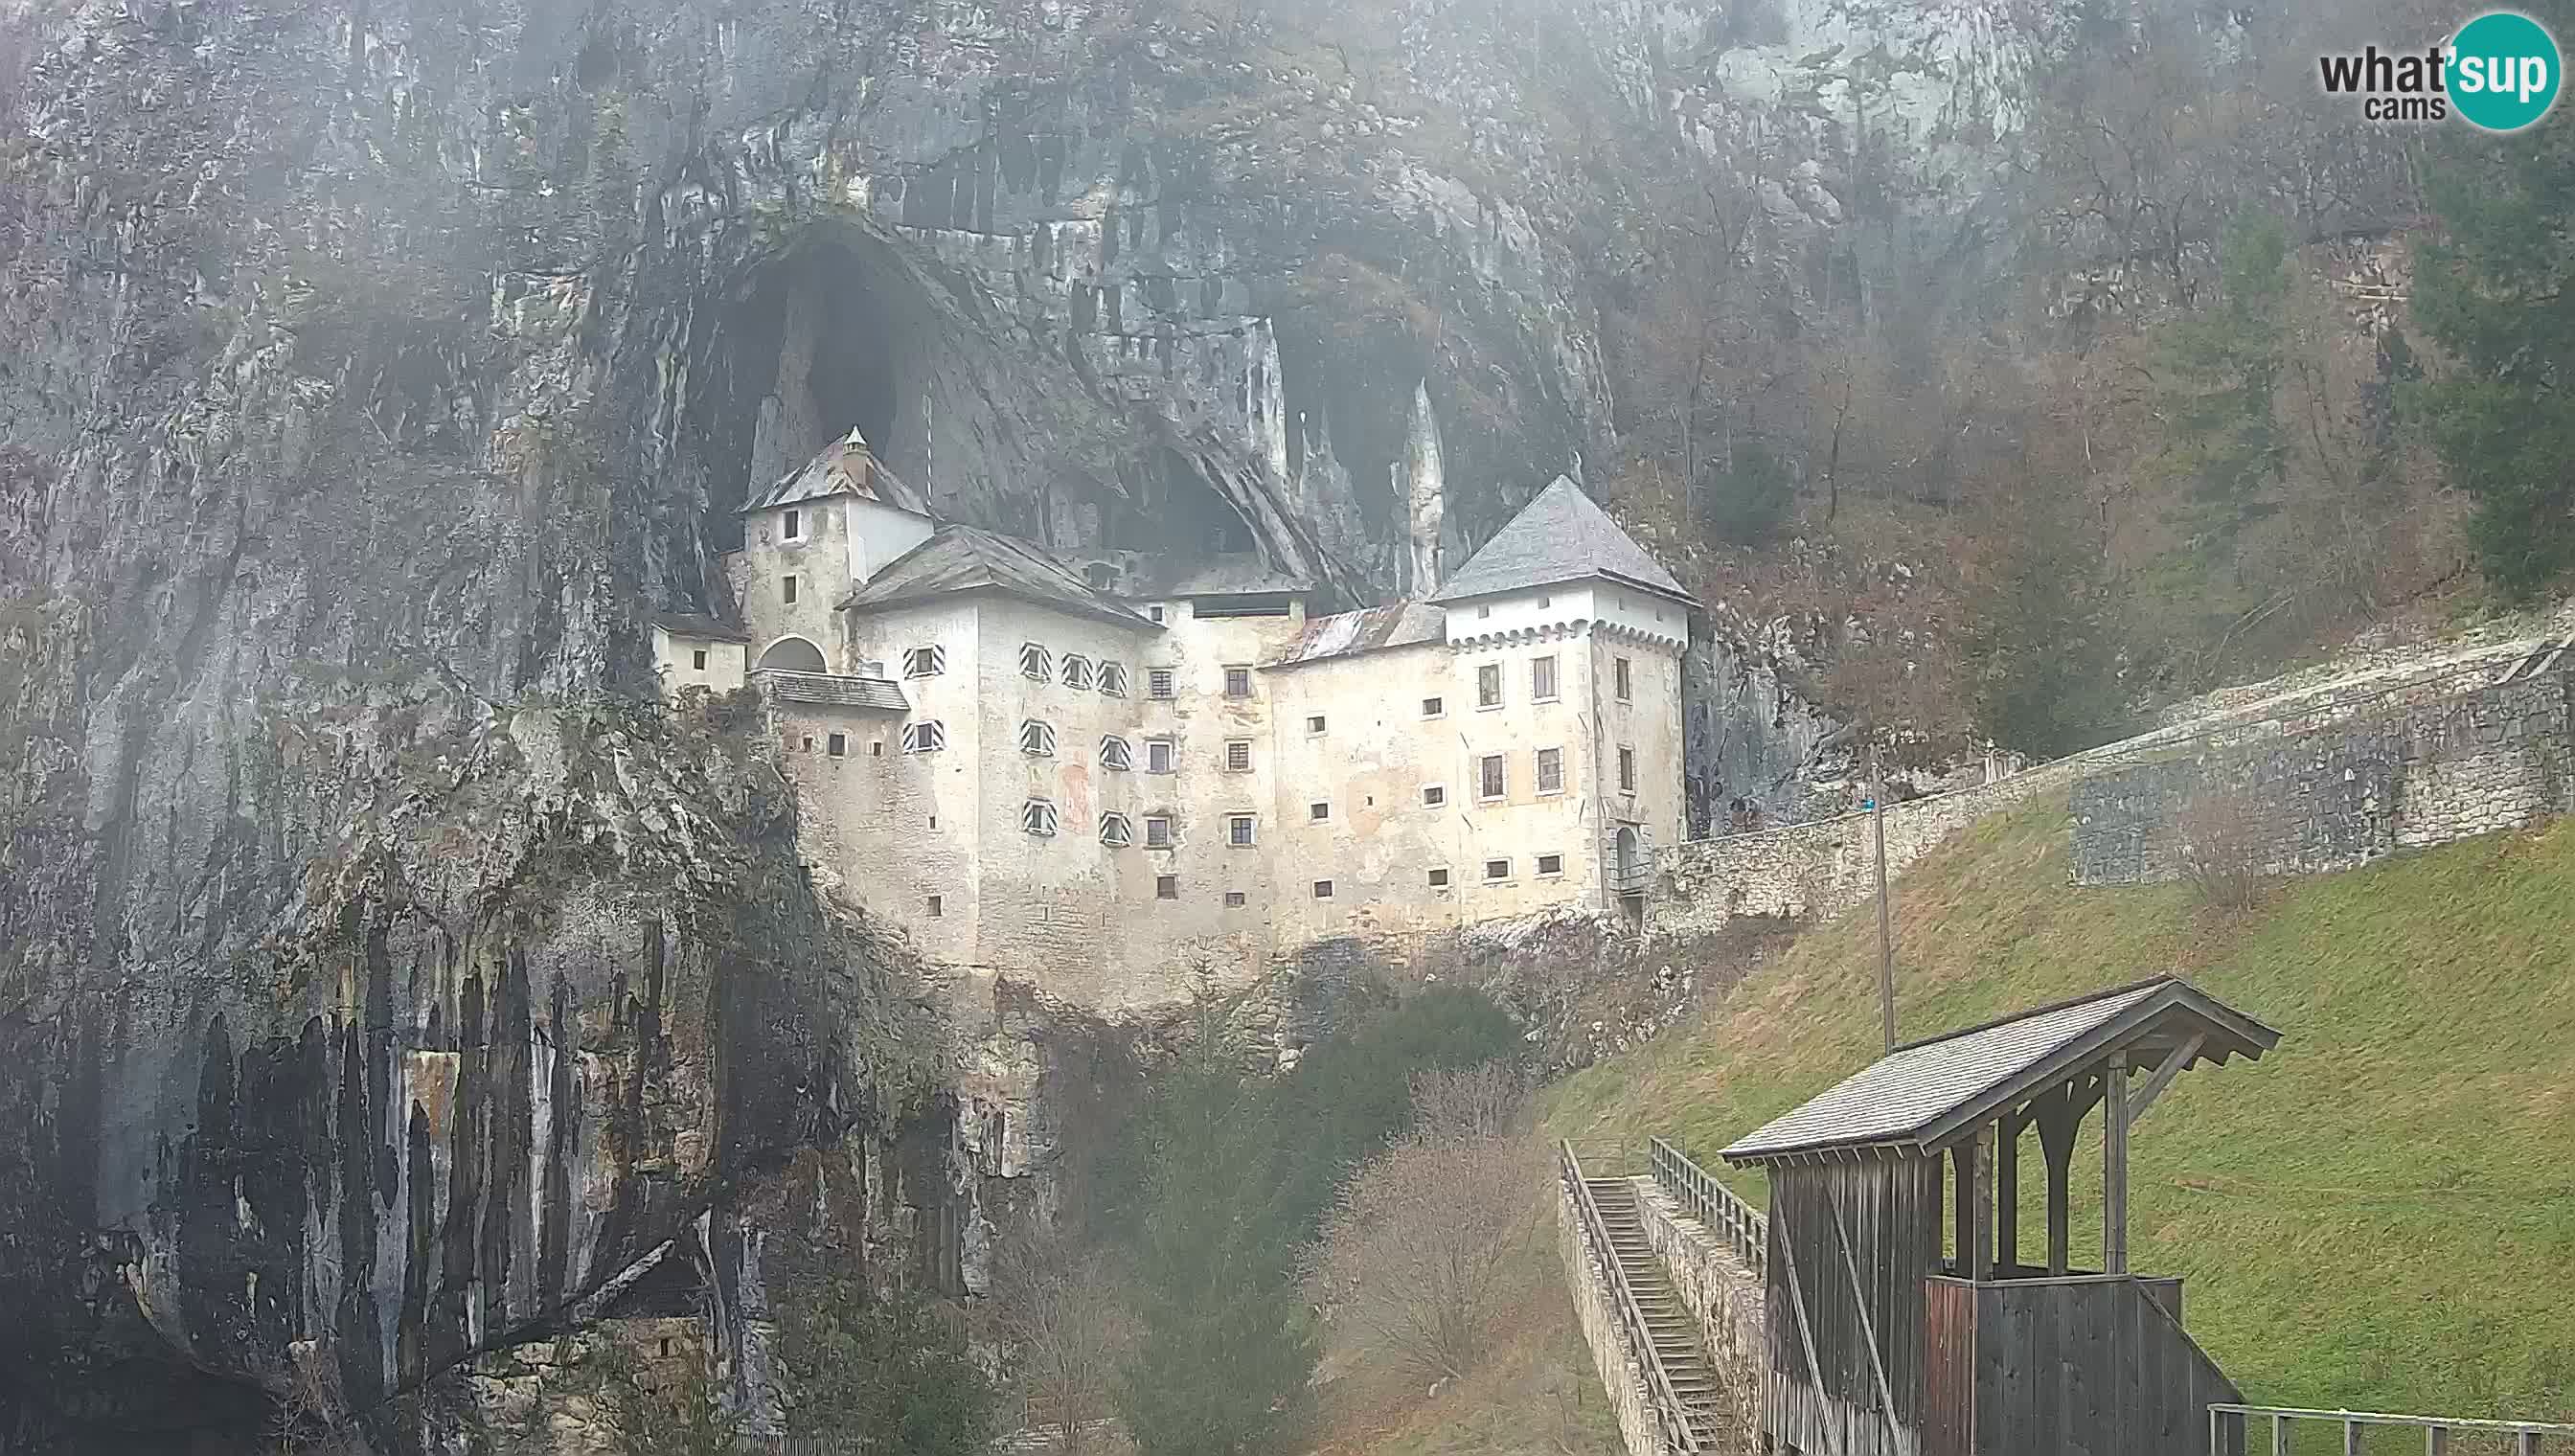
2172,787,2268,912
992,1236,1132,1453
1407,1061,1523,1143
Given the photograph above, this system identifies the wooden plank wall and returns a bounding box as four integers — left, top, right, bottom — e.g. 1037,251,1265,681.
1936,1276,2242,1456
1763,1156,1944,1456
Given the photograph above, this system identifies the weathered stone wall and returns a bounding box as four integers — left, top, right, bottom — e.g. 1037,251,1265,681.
1557,1178,1674,1456
1629,1180,1764,1445
2071,669,2572,886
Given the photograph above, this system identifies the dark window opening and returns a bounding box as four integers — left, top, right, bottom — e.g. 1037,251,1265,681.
1155,875,1179,899
1428,868,1450,888
1312,880,1333,899
692,648,708,671
926,896,943,917
827,733,847,757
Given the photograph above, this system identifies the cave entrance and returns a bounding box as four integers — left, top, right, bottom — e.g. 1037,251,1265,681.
710,232,938,549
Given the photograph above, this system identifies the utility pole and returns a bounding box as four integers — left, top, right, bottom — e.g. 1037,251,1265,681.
1871,737,1896,1055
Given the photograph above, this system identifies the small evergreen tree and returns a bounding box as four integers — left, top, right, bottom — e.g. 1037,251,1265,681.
1958,482,2129,759
1697,440,1796,547
777,1269,998,1456
2155,210,2292,556
2412,37,2575,603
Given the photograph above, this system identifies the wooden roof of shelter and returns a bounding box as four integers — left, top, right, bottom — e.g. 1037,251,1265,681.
1720,977,2280,1167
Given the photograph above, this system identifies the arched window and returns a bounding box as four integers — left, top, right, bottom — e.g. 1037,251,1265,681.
757,636,828,673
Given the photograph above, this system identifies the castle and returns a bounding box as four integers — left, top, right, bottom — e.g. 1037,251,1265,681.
655,431,1694,1012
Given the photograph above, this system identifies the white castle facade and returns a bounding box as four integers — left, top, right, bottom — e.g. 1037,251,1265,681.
655,432,1693,1012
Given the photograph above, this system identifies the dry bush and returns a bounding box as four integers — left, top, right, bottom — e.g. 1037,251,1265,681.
992,1235,1132,1453
1308,1069,1546,1384
2173,787,2269,912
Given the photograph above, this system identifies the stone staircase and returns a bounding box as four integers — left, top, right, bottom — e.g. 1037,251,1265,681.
1586,1176,1735,1450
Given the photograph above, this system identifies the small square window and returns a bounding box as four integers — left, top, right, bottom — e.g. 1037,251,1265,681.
925,895,943,917
1423,785,1447,808
1020,719,1057,757
1061,654,1094,691
1019,642,1052,681
903,721,946,753
784,509,803,540
1149,604,1168,624
1099,661,1128,696
1537,746,1564,796
1228,815,1256,848
1312,880,1333,899
1149,668,1176,699
1538,593,1551,608
1224,891,1246,907
827,733,848,758
1485,858,1512,882
1223,665,1253,698
1225,739,1252,772
1477,663,1502,708
1155,875,1179,899
1427,868,1450,888
871,740,884,757
1477,604,1492,620
1619,746,1637,794
1023,800,1060,836
1100,813,1133,848
1306,715,1327,735
1145,816,1174,849
1538,853,1564,877
1422,695,1444,718
1101,736,1133,771
904,646,946,678
782,576,800,605
1532,655,1559,702
1479,754,1506,801
1614,656,1633,702
800,736,814,752
1309,802,1330,821
1146,739,1175,774
692,648,708,671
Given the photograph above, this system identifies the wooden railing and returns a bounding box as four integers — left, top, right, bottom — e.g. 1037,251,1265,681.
2210,1404,2575,1454
1649,1135,1766,1274
1560,1140,1702,1455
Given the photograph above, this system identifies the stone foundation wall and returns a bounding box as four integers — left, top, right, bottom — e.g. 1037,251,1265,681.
1630,1179,1766,1445
1558,1178,1675,1456
2070,669,2572,886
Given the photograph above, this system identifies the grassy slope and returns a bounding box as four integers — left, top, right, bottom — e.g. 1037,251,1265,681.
1546,798,2575,1421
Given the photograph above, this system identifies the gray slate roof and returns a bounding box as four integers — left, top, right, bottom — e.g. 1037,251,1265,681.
1267,603,1446,669
742,429,931,516
653,612,749,643
1429,476,1691,606
841,525,1157,631
1720,977,2281,1165
758,671,909,712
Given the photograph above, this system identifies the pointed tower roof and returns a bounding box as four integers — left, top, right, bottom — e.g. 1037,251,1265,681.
1428,476,1690,606
741,428,931,516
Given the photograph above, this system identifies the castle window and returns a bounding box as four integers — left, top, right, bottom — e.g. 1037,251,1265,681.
1614,656,1632,702
1306,715,1327,736
1156,875,1179,899
1149,668,1175,699
1538,853,1564,877
1538,594,1551,608
1225,891,1246,907
1476,663,1502,708
784,509,803,541
1101,736,1133,771
926,896,943,918
1479,754,1506,801
1423,696,1446,720
1099,661,1128,696
827,733,847,757
902,721,946,753
1310,802,1330,821
1423,785,1447,808
1227,814,1256,848
1145,739,1175,774
1019,643,1052,681
903,646,946,678
1145,816,1174,849
800,736,815,752
1061,654,1094,691
1477,604,1492,619
1085,562,1117,590
1427,867,1450,888
782,575,800,605
1619,746,1637,793
1100,813,1133,848
1532,655,1559,702
1023,800,1059,837
1223,665,1252,698
872,740,884,757
1225,739,1252,773
1312,880,1333,899
1149,604,1167,624
1020,720,1057,757
1537,746,1564,796
1485,858,1512,881
693,648,708,671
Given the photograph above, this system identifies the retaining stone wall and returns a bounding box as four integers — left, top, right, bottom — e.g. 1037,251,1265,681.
1630,1179,1765,1445
1558,1179,1675,1456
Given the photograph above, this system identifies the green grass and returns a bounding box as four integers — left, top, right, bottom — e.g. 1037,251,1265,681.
1546,798,2575,1422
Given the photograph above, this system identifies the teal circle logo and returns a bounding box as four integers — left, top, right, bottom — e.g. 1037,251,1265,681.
2448,11,2562,131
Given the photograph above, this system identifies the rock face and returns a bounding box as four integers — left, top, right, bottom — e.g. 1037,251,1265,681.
0,0,2072,1445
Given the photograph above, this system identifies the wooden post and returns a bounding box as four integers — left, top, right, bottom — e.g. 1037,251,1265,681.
2036,1081,2080,1276
1971,1123,1996,1281
2428,1427,2450,1456
1954,1136,1979,1279
2106,1054,2131,1276
1994,1109,2020,1274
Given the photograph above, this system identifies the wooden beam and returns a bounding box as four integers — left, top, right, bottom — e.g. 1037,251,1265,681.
1829,1189,1905,1453
1971,1122,1996,1282
2129,1033,2209,1125
1995,1108,2021,1272
1772,1213,1848,1456
1954,1135,1979,1280
2106,1053,2131,1276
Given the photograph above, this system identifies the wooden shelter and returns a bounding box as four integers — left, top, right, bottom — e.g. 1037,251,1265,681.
1720,976,2282,1456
